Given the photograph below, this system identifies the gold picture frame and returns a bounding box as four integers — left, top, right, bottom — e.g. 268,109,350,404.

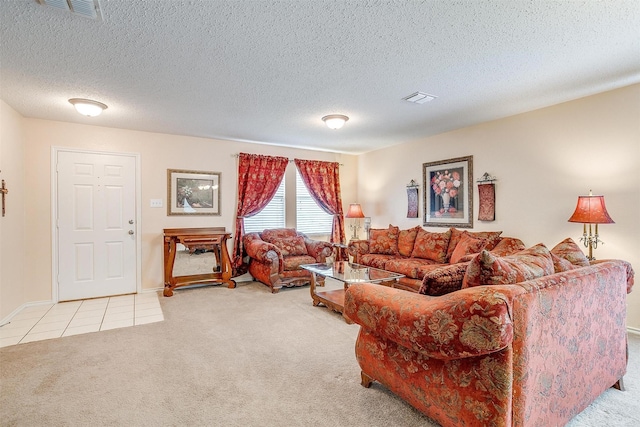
423,156,473,228
167,169,221,216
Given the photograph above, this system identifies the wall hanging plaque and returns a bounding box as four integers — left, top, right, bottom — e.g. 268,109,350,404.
406,180,419,218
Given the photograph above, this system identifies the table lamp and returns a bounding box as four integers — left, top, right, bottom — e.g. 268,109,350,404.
346,203,365,239
567,190,614,260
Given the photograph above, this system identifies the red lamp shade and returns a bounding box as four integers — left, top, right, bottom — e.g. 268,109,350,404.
346,203,365,218
568,195,615,224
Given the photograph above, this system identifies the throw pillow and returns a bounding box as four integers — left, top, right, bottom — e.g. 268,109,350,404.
490,237,526,257
410,228,452,263
419,262,470,296
551,252,579,273
550,237,590,267
369,225,400,255
449,232,487,264
462,243,554,288
270,236,308,256
398,226,421,257
446,228,503,262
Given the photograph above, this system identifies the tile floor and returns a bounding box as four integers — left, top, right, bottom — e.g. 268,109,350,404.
0,293,163,348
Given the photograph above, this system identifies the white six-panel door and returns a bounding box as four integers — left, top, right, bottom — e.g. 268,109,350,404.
56,150,137,301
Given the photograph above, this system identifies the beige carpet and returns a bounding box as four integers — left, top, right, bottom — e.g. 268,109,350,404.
1,281,639,427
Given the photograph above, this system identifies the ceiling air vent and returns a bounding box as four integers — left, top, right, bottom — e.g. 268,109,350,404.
403,92,437,104
37,0,102,20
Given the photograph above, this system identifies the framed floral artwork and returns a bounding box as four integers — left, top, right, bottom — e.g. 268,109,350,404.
167,169,221,216
422,156,473,228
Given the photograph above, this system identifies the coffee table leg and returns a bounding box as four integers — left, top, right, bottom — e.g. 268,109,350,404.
310,272,320,306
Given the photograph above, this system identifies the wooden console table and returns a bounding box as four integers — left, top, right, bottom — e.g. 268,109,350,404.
163,227,235,296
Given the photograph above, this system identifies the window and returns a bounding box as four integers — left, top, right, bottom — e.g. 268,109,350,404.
296,170,333,235
243,178,285,233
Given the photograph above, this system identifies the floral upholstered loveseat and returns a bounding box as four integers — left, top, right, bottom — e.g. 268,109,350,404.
243,228,333,293
344,239,635,427
348,225,526,294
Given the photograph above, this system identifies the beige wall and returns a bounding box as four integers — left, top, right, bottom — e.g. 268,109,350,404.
2,84,638,329
358,83,640,330
0,112,357,320
0,100,27,319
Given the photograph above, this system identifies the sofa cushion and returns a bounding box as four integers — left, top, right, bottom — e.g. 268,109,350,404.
462,243,554,288
550,237,590,267
360,253,396,270
419,262,470,296
261,228,298,241
282,254,317,271
411,228,452,263
398,226,421,257
384,257,439,279
490,237,526,257
446,228,503,262
270,236,308,256
551,252,579,273
369,225,400,255
449,232,487,264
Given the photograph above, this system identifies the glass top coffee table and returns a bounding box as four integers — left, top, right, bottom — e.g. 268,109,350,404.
301,261,405,319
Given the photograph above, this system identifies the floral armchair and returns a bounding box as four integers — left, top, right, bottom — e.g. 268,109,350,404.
243,228,333,293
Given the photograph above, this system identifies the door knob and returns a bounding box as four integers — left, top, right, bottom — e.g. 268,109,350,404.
128,230,134,235
129,219,134,224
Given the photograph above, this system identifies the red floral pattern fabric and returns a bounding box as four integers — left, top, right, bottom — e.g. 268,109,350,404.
344,260,634,427
551,252,579,273
462,243,554,288
490,237,526,256
410,228,451,263
449,231,487,264
232,153,288,274
550,237,590,267
383,258,438,279
359,254,395,270
294,159,346,258
418,262,471,295
446,228,503,262
369,225,400,255
397,226,421,257
269,236,308,256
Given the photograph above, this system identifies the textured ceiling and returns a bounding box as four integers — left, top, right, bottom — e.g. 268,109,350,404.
1,0,639,154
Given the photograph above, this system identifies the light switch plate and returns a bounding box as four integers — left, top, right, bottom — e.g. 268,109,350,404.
150,199,163,208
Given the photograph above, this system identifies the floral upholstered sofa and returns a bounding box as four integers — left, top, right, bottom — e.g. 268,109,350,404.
344,238,635,427
348,225,526,294
243,228,333,293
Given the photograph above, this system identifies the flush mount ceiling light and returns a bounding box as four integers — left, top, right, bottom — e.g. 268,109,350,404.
322,114,349,130
403,91,437,104
68,98,108,117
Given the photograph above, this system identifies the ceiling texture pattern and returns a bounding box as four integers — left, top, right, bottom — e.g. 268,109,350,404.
1,0,639,154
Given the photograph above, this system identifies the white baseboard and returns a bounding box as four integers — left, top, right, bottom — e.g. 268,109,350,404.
628,327,640,336
0,299,54,327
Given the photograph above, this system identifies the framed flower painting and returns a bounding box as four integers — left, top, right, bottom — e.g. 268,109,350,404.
422,156,473,228
167,169,221,216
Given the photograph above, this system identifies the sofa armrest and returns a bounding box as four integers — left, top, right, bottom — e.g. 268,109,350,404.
244,238,283,272
589,259,635,294
303,238,333,262
344,283,521,360
347,240,369,263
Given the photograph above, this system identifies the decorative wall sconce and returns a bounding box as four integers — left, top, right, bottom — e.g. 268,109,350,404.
568,190,615,260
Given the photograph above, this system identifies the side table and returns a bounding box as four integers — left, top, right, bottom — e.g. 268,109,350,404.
163,227,236,296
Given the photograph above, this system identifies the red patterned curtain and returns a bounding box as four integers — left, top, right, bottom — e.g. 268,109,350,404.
232,153,288,275
294,159,346,259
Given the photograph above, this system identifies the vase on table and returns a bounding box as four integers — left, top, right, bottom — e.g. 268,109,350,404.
441,192,451,211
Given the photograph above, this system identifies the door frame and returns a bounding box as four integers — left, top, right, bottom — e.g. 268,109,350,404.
51,147,142,303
